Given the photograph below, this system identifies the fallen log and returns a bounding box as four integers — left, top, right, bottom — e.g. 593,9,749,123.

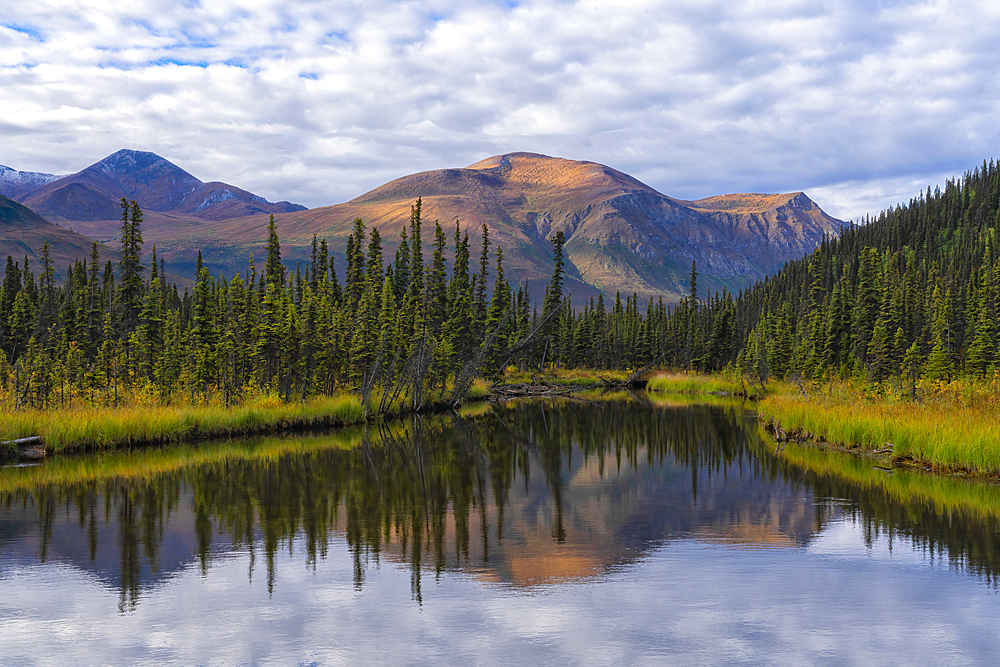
1,436,46,459
489,382,600,399
2,436,44,447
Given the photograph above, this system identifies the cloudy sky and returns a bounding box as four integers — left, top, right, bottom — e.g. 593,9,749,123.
2,0,1000,220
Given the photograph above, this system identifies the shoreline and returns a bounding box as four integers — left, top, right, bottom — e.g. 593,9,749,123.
6,370,999,480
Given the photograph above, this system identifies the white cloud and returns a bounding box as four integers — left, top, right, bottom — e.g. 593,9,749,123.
1,0,1000,218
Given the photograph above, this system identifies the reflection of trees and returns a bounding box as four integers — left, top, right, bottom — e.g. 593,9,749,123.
3,397,1000,606
791,470,1000,588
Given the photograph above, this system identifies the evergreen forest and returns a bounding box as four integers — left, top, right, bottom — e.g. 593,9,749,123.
2,158,1000,412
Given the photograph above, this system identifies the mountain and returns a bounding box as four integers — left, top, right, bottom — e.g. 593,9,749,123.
0,165,62,199
0,194,119,279
14,149,306,226
165,152,843,303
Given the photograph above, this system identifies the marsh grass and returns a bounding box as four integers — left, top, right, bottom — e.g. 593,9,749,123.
765,429,1000,522
646,372,740,394
760,378,1000,476
0,429,366,494
0,365,509,457
0,393,366,454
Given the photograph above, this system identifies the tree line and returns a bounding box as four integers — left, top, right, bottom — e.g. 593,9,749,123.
3,156,999,410
692,157,1000,390
0,197,693,410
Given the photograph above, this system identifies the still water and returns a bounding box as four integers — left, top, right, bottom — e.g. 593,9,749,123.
2,395,1000,665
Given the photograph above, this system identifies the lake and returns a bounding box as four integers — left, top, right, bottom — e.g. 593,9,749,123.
2,394,1000,665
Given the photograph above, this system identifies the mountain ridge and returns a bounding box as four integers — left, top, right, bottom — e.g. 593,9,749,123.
0,165,63,199
131,151,843,302
14,149,306,224
1,150,843,302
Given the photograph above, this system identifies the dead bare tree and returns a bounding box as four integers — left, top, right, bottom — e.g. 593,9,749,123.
447,304,514,407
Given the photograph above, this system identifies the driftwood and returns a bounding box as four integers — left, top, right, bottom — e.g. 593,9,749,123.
872,442,895,455
490,381,600,400
1,436,46,459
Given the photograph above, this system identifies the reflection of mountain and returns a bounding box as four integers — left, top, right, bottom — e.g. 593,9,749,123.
2,398,1000,608
346,401,826,589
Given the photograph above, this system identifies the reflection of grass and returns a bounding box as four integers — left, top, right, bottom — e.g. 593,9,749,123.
646,392,749,409
759,380,1000,476
0,409,477,495
763,428,1000,522
0,393,366,454
0,429,365,494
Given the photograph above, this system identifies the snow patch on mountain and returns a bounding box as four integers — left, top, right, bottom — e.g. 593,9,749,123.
0,165,62,198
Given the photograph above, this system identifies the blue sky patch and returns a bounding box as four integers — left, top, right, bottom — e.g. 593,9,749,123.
2,23,45,42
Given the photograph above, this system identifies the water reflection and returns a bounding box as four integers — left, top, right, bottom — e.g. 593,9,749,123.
2,395,1000,612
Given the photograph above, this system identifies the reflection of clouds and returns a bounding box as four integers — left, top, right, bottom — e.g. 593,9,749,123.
4,526,1000,665
2,2,1000,217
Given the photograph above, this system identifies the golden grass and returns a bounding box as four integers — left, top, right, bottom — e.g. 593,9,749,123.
0,429,366,494
766,427,1000,523
497,367,626,386
646,371,740,394
0,393,366,454
759,379,1000,476
0,371,500,455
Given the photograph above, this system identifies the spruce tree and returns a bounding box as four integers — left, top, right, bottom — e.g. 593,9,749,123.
117,199,145,339
264,214,285,289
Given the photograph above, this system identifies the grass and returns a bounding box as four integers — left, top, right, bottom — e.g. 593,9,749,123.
0,429,367,494
758,378,1000,476
0,392,367,454
646,371,741,394
496,367,628,386
763,426,1000,523
0,375,499,456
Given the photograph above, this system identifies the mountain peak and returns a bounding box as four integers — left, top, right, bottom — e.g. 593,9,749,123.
257,153,844,304
465,152,552,170
689,192,812,214
88,149,201,200
14,150,306,224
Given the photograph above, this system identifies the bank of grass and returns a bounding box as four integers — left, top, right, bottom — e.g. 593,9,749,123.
0,378,494,456
0,401,496,493
0,392,366,454
496,368,744,392
646,371,741,394
762,425,1000,522
0,429,366,494
759,378,1000,477
497,367,630,386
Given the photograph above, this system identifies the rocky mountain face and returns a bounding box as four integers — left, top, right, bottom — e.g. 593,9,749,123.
1,150,843,301
189,152,842,303
13,149,306,226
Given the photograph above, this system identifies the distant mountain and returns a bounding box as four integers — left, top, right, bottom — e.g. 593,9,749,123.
171,152,843,303
14,149,306,225
4,151,843,300
0,195,119,280
0,165,62,199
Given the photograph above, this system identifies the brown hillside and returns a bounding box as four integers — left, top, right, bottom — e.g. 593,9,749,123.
0,195,120,281
45,153,843,303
